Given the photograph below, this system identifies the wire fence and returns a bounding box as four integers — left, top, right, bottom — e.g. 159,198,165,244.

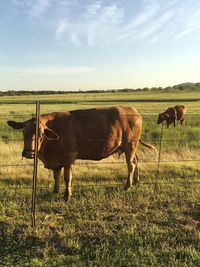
1,101,200,225
1,112,200,170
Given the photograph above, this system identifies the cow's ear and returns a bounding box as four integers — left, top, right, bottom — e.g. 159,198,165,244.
44,128,59,140
7,120,25,130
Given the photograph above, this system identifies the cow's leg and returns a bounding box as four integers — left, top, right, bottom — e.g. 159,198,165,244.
167,121,170,128
63,164,73,201
53,168,61,193
124,143,137,191
173,119,177,127
181,117,185,126
133,154,139,185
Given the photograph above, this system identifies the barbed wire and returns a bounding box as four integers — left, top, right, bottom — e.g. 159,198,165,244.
0,112,152,116
1,103,200,224
0,113,200,118
1,138,200,142
1,180,200,192
0,159,200,168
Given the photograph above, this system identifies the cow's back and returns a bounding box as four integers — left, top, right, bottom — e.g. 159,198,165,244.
71,106,142,160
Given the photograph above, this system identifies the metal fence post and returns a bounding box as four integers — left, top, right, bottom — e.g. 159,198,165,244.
31,101,40,227
154,123,164,192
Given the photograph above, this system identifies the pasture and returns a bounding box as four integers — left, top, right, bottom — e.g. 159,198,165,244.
1,90,200,266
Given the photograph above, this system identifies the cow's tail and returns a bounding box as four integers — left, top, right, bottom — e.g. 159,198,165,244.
139,139,158,156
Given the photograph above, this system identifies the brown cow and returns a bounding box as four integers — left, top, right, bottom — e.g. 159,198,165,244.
7,106,157,201
157,105,187,127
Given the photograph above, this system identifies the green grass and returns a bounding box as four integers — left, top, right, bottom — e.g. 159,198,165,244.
0,90,200,266
1,168,200,267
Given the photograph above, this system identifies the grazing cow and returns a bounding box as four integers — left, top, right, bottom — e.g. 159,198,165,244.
7,106,157,201
157,105,187,128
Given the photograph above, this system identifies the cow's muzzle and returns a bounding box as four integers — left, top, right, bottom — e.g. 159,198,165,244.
157,116,163,124
22,149,35,159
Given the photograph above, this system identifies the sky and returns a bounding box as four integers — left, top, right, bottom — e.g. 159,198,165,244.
0,0,200,91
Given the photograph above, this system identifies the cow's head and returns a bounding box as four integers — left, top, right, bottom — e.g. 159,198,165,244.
157,112,169,124
7,118,59,159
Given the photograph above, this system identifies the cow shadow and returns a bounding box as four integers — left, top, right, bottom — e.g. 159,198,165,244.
75,173,124,184
0,221,44,265
0,221,79,266
0,177,32,187
184,203,200,229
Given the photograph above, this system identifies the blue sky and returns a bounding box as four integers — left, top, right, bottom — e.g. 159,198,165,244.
0,0,200,90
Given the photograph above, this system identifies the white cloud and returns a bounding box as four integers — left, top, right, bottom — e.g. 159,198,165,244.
56,20,69,40
174,23,200,40
126,0,200,43
136,10,174,40
0,66,95,76
10,0,200,45
28,0,50,17
128,0,160,28
83,1,102,19
11,0,50,16
55,1,124,46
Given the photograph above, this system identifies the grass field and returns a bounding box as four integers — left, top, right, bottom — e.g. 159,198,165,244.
0,90,200,266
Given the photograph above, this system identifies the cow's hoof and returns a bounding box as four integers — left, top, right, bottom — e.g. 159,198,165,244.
53,189,60,194
63,194,72,202
133,179,139,185
124,184,131,191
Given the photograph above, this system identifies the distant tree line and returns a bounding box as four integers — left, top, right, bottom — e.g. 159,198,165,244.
0,82,200,96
